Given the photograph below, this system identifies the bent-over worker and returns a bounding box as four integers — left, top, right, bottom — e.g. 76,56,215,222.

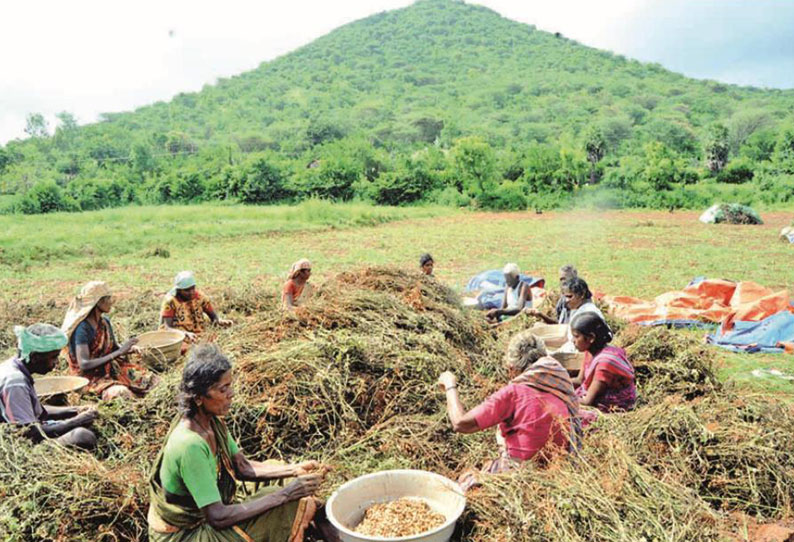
282,259,313,310
438,330,580,489
63,281,156,400
485,263,533,323
1,323,97,450
161,271,232,343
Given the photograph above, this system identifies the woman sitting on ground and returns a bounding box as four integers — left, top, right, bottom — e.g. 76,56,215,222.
556,277,607,352
62,281,156,401
419,253,435,276
485,263,533,323
438,331,580,489
570,312,637,412
148,344,337,542
282,259,313,310
525,264,578,324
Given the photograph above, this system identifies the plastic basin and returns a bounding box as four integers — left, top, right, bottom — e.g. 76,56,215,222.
326,469,466,542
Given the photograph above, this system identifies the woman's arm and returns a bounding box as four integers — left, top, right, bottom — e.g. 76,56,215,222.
75,340,135,372
524,308,557,324
202,474,322,529
579,379,606,407
438,372,480,434
232,454,319,481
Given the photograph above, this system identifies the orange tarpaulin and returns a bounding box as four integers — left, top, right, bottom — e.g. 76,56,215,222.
604,279,792,328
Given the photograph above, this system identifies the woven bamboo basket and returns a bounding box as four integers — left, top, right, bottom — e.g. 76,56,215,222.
33,376,89,397
529,323,569,350
551,351,584,373
135,329,185,365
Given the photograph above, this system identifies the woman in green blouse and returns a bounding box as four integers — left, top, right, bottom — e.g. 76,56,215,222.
148,344,338,542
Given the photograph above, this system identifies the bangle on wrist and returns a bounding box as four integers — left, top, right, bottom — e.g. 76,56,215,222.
446,385,457,391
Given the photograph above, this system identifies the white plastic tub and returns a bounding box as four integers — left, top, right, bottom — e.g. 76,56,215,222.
326,469,466,542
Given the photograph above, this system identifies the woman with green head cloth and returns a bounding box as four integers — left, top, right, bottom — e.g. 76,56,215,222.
0,323,98,450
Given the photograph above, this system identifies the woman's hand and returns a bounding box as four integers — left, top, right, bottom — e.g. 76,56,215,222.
293,460,322,475
217,318,234,328
281,473,323,502
184,331,198,342
438,371,457,391
118,337,138,355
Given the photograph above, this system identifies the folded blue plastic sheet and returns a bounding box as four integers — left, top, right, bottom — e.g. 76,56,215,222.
707,310,794,354
465,270,545,310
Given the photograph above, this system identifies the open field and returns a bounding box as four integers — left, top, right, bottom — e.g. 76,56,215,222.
2,204,792,395
2,203,794,541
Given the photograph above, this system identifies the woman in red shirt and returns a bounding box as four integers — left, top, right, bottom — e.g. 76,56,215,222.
438,330,581,489
282,259,312,310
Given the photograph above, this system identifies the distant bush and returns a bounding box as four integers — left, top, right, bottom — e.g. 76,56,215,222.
717,158,754,184
239,159,293,203
14,181,75,214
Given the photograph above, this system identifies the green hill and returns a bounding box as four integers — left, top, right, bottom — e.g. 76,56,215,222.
3,0,794,213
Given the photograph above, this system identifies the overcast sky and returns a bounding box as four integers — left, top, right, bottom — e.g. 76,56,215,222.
2,0,793,144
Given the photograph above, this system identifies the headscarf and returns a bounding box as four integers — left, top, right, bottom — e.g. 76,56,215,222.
62,281,113,341
511,356,582,451
169,271,197,296
289,259,312,280
14,323,68,362
503,262,520,277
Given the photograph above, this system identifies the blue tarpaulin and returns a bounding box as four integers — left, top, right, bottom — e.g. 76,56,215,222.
707,310,794,354
465,270,545,310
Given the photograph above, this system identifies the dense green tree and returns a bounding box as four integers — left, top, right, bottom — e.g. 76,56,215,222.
705,124,730,174
450,136,496,201
24,113,49,139
584,126,607,184
240,159,292,203
775,125,794,174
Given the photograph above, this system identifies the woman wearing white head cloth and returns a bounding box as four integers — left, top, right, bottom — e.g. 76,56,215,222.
160,271,232,342
486,263,533,323
63,281,156,401
0,323,98,449
282,259,313,310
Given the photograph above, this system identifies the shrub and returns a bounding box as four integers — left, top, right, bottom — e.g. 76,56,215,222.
15,180,74,214
239,159,292,203
717,158,755,184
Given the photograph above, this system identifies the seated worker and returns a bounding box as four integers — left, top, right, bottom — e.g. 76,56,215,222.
161,271,232,342
525,264,578,324
419,253,435,276
63,281,157,401
570,312,637,412
485,263,533,323
1,323,97,450
148,344,339,542
282,259,313,310
437,331,580,490
556,277,608,352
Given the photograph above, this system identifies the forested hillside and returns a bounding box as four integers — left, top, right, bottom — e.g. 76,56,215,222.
3,0,794,213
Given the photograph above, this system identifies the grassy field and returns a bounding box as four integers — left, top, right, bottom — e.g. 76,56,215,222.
2,203,793,395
